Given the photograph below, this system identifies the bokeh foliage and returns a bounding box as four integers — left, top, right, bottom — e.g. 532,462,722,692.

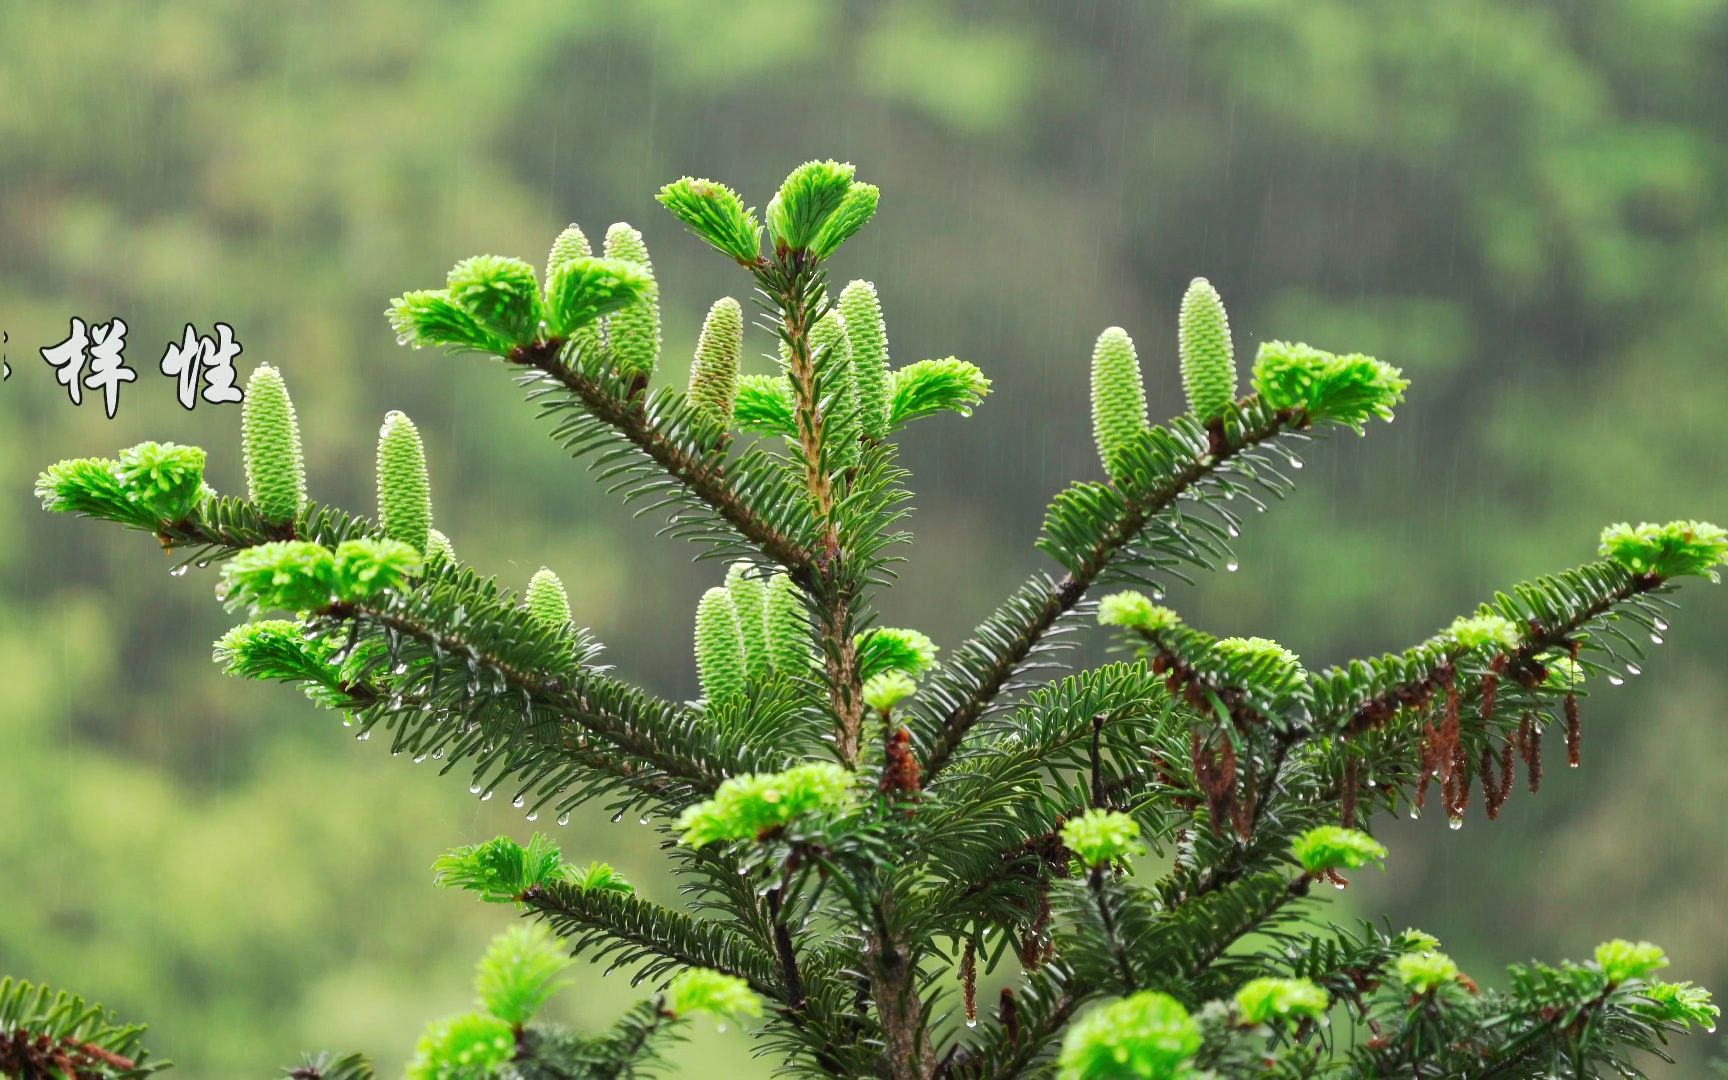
1,1,1724,1074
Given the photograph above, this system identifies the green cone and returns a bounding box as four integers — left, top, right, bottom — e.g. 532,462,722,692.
1179,277,1236,421
242,364,306,524
603,223,661,378
764,574,810,678
839,281,890,441
1089,326,1148,483
688,297,744,430
376,411,432,554
725,562,770,683
695,586,746,705
525,567,572,632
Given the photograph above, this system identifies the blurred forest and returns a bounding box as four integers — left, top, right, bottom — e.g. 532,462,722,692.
2,2,1725,1075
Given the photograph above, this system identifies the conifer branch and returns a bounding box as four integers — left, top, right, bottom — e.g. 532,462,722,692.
523,880,781,998
511,339,817,576
916,401,1294,779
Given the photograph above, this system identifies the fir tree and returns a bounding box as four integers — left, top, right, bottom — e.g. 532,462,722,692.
31,158,1727,1079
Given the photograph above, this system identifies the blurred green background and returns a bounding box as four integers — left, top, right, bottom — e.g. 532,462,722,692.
2,1,1725,1074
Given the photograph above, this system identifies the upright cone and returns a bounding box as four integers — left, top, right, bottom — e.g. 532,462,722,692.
603,223,661,378
839,280,891,441
1179,278,1236,422
376,411,432,554
242,364,306,524
688,297,743,430
1090,327,1149,483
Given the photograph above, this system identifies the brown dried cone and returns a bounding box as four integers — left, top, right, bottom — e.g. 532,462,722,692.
960,939,978,1023
881,726,922,796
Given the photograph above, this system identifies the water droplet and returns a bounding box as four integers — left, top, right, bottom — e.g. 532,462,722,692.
1226,560,1239,573
1649,633,1664,645
1608,674,1624,686
469,783,482,794
639,816,650,825
1409,807,1421,820
512,794,526,808
1366,778,1376,788
715,1024,727,1034
1227,524,1239,538
393,662,410,675
1332,879,1347,890
526,812,538,822
1448,817,1463,831
1654,618,1669,632
1625,663,1641,676
170,565,189,577
1291,458,1304,469
481,789,494,802
413,753,428,764
355,730,370,742
965,1019,978,1029
557,812,571,826
1569,761,1580,769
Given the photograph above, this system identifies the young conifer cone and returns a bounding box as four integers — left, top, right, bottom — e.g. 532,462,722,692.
376,411,432,554
1089,326,1149,483
602,223,661,378
724,563,770,683
811,311,860,470
839,280,891,441
763,574,810,678
688,297,744,429
546,224,602,357
695,586,746,704
1179,277,1236,421
524,567,572,632
241,364,306,525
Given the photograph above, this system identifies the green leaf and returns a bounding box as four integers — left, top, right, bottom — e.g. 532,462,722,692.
405,1012,514,1080
1251,341,1408,431
655,177,762,265
446,254,542,347
1599,520,1727,582
1233,976,1329,1026
1057,991,1200,1080
767,159,856,252
1595,939,1669,984
221,541,337,613
1291,826,1387,875
543,256,653,339
332,538,422,601
1395,950,1461,993
473,924,573,1026
666,968,763,1025
856,626,939,681
887,356,990,426
810,182,880,259
433,833,565,905
388,288,513,356
1061,808,1144,867
116,441,209,523
734,373,797,438
676,762,854,847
